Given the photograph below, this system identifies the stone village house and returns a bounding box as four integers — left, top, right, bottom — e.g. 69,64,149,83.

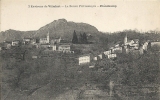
79,54,91,65
58,44,73,53
12,40,20,46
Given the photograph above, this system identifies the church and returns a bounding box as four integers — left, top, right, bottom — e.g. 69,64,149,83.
40,32,50,44
123,34,139,50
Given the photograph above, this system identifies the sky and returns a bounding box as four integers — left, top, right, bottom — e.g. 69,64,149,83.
1,0,160,32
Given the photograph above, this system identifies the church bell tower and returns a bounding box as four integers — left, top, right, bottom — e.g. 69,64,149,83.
124,34,127,45
47,31,49,43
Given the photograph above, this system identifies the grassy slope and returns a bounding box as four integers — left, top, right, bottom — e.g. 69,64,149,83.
1,32,160,100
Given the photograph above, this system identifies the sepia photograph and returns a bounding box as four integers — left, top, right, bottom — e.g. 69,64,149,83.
0,0,160,100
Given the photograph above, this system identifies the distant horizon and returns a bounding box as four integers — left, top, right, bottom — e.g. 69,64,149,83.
1,0,160,33
1,18,159,33
1,18,160,33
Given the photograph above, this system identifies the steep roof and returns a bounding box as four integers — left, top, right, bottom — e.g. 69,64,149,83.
133,39,139,43
79,54,91,58
59,44,71,47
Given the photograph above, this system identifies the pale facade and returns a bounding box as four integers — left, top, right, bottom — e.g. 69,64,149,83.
104,50,111,55
93,57,97,61
98,54,103,59
112,47,122,53
51,45,57,51
79,55,90,65
107,54,117,59
23,38,31,44
124,34,127,45
58,44,71,52
142,42,148,51
12,40,19,46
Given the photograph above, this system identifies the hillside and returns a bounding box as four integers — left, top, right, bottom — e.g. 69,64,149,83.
36,19,99,39
1,45,160,100
1,19,159,44
0,19,99,42
0,29,36,42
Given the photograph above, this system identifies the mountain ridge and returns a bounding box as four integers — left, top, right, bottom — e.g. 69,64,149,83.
0,19,99,42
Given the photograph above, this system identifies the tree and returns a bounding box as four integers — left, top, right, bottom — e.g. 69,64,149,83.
36,38,40,43
79,33,83,44
83,32,88,44
72,30,78,44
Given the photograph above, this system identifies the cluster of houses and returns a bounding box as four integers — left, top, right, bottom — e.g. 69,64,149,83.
39,32,74,53
78,48,117,66
78,34,151,66
78,50,117,66
0,32,74,53
0,38,36,50
0,32,153,67
122,34,150,55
